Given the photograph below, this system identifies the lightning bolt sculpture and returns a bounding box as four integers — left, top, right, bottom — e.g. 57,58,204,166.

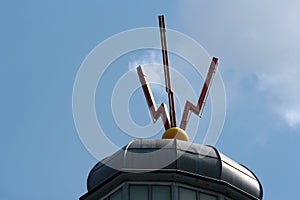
137,66,171,130
136,15,218,141
180,57,218,130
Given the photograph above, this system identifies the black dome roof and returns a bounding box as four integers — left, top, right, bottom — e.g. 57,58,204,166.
87,139,262,200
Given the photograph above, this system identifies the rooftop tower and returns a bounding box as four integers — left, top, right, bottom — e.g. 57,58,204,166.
79,15,263,200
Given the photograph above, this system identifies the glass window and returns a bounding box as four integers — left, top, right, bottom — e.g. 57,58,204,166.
179,187,196,200
110,189,122,200
152,185,171,200
130,185,148,200
200,193,218,200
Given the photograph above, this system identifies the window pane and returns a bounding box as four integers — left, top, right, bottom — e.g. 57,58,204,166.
179,187,196,200
200,193,218,200
152,186,171,200
130,185,148,200
110,189,122,200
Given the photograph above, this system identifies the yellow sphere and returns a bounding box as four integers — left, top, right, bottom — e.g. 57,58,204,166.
162,127,189,141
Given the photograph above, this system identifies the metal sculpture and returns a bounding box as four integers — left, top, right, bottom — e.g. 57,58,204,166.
136,15,218,140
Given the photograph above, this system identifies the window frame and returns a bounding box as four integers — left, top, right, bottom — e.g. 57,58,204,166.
99,181,232,200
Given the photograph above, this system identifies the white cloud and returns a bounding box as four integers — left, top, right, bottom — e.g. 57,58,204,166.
257,66,300,128
283,110,300,128
128,51,164,84
178,0,300,128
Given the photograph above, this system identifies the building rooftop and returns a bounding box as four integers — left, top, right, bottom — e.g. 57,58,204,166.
85,139,263,200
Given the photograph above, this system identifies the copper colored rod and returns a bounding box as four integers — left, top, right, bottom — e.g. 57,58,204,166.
158,15,177,128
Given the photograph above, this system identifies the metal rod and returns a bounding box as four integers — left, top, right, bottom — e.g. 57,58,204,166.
158,15,177,128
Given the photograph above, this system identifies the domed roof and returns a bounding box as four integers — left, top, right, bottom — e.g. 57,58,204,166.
87,139,263,200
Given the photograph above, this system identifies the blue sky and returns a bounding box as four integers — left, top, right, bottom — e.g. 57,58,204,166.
1,0,300,199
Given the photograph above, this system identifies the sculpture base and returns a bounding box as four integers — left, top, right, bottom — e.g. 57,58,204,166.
162,127,189,141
